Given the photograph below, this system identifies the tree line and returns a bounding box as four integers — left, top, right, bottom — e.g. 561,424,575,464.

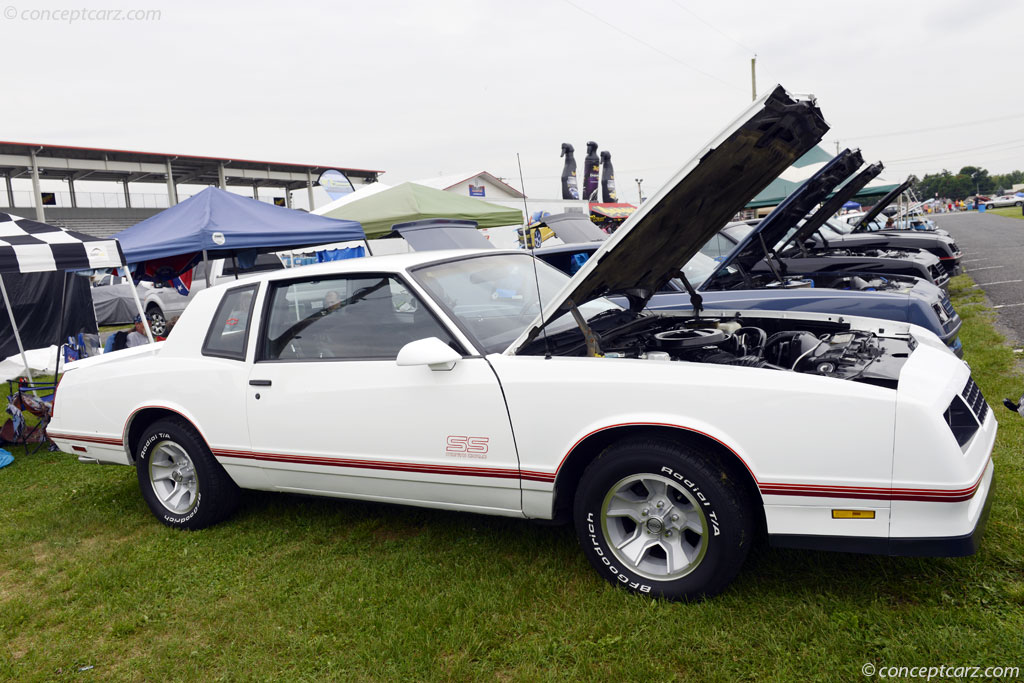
912,166,1024,200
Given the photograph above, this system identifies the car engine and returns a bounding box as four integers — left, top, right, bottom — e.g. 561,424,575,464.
815,247,924,260
540,312,914,388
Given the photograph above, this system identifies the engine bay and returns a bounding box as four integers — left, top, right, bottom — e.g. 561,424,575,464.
534,311,914,388
731,271,922,294
813,247,922,260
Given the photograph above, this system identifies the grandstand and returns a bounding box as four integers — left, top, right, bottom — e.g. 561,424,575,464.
0,141,383,237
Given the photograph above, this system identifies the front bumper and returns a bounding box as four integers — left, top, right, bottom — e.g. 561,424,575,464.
888,465,993,557
769,464,993,556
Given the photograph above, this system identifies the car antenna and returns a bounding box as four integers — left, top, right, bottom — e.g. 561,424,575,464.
517,152,552,360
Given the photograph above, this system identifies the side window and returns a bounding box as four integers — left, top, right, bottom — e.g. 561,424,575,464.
202,284,258,360
260,274,459,361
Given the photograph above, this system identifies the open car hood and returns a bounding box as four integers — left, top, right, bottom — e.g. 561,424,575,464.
388,219,493,251
855,178,913,228
539,213,609,244
507,85,829,355
780,161,884,251
706,148,864,281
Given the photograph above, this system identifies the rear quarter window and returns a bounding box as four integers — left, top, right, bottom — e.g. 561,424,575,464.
202,284,258,360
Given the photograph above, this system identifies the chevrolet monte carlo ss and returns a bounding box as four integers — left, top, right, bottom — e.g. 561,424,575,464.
49,87,996,601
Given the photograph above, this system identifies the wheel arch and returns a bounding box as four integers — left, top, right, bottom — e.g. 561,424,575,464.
123,405,211,464
551,423,765,531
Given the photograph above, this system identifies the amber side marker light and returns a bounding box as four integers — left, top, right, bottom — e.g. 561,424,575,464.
832,509,876,519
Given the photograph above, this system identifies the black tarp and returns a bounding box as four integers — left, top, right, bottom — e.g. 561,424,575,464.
0,272,97,359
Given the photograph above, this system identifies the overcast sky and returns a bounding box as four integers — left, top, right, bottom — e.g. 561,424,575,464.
3,0,1024,201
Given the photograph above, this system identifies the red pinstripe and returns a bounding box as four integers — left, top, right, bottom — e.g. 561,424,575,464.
55,416,984,502
555,421,988,504
48,432,122,446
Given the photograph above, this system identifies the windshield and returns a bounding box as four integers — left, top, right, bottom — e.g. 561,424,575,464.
680,252,721,287
822,217,851,235
412,253,621,354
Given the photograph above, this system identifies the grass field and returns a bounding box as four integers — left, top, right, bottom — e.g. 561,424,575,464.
1,274,1022,681
988,207,1024,220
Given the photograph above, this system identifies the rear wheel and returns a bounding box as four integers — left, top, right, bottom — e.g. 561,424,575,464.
135,418,239,529
987,204,994,210
573,437,754,601
146,307,167,336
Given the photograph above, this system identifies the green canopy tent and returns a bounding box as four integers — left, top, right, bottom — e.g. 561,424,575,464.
321,182,524,238
746,146,900,209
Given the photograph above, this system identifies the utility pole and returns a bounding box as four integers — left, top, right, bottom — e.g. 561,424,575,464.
750,56,757,101
835,140,840,156
635,178,644,203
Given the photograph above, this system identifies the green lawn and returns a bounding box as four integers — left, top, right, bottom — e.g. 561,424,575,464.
988,207,1024,220
2,275,1022,681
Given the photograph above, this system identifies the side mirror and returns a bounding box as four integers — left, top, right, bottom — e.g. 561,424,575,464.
396,337,462,371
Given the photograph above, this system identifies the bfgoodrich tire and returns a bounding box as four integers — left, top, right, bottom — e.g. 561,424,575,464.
135,418,240,530
573,437,754,601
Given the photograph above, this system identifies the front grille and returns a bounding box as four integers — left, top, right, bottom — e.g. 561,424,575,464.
962,377,989,425
950,242,960,254
944,377,988,448
941,295,955,316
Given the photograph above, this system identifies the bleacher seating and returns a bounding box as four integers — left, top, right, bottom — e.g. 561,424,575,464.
45,215,147,238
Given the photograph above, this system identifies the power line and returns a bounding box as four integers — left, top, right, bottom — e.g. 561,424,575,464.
847,112,1024,141
666,0,756,54
887,137,1024,163
559,0,743,92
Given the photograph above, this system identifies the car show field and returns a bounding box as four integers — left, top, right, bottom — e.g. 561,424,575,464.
1,273,1021,680
5,0,1024,679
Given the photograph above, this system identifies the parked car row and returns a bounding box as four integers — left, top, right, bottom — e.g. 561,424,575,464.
52,86,995,602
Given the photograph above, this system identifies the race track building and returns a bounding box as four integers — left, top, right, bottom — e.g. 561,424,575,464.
0,141,383,236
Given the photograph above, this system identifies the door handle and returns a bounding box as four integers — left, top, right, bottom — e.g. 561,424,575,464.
249,379,272,386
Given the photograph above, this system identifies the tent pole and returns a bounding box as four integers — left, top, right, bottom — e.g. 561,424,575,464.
202,249,212,288
0,273,36,393
363,239,373,256
231,255,239,280
54,270,68,377
126,270,154,343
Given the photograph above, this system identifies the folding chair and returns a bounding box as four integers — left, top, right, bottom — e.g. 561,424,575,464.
5,378,57,453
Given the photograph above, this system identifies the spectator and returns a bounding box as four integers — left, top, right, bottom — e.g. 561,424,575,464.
126,314,150,347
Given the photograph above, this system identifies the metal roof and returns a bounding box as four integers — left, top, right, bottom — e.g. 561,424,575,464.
0,140,383,188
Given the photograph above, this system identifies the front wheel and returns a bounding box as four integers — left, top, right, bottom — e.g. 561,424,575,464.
135,418,239,529
573,437,754,601
987,204,994,210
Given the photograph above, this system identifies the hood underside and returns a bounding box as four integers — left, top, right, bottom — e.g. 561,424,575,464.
785,161,884,250
508,85,830,354
708,148,863,279
856,178,913,227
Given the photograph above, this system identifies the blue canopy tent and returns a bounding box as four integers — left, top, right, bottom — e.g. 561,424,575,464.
114,187,366,284
842,200,861,210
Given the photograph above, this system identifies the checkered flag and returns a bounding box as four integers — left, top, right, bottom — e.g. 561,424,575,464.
0,212,125,273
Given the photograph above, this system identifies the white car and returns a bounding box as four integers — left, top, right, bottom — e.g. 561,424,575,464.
985,195,1024,209
49,88,995,601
